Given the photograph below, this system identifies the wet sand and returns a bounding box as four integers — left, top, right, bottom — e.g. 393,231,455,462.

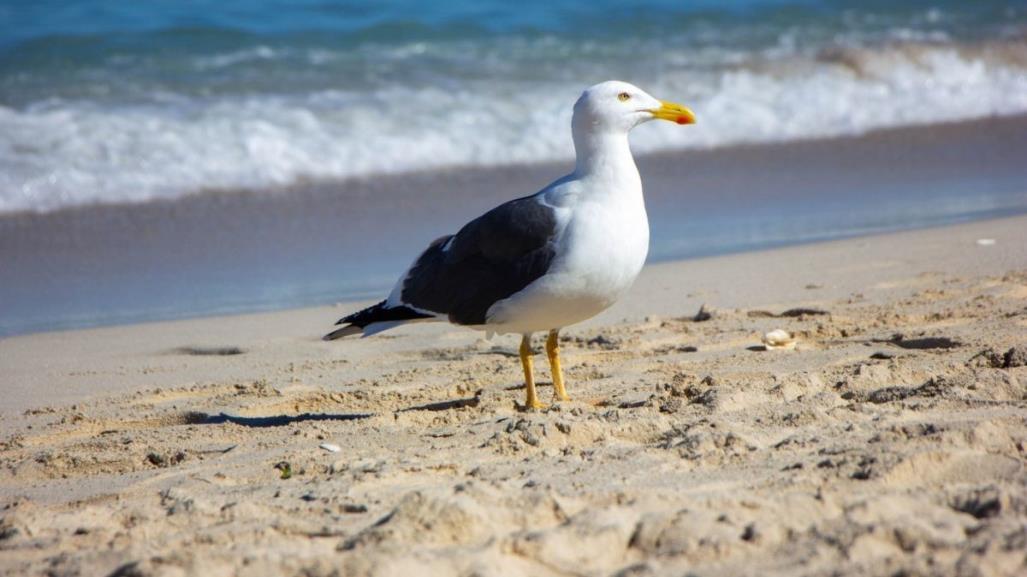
1,215,1025,576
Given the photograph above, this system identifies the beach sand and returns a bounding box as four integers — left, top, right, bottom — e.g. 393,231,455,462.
1,215,1026,576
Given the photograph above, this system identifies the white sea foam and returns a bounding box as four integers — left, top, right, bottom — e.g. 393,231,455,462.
2,40,1026,213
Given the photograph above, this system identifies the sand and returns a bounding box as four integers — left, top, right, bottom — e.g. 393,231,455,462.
1,215,1026,576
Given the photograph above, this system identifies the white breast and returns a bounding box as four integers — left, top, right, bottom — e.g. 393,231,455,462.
485,181,649,334
556,192,648,296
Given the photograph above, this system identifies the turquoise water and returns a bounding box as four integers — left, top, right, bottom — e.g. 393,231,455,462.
2,1,1026,212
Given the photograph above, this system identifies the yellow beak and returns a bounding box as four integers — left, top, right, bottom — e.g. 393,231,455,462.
649,100,696,125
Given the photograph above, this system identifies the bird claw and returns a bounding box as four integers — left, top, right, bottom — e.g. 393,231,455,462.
521,399,546,411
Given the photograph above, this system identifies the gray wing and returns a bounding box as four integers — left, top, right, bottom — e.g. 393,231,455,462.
397,194,558,326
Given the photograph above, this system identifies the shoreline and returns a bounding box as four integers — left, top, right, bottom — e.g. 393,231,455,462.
2,113,1026,338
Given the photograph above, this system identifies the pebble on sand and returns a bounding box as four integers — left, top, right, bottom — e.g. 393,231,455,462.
762,329,797,350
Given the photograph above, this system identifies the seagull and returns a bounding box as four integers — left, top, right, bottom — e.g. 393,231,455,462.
325,81,695,409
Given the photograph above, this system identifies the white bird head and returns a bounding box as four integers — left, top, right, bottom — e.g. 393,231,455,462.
572,80,695,135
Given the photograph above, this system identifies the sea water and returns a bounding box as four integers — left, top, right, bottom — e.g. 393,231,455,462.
2,0,1026,213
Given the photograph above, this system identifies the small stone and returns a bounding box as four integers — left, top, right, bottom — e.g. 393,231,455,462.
762,329,796,350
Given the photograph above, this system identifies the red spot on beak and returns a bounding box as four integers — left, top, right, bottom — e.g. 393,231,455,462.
676,116,688,125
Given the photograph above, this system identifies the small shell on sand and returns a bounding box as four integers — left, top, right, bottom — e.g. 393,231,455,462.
319,443,341,453
762,329,797,350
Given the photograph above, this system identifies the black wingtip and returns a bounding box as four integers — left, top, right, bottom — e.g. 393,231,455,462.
326,300,432,340
323,325,362,341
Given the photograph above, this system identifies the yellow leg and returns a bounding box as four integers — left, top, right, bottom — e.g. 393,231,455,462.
520,334,544,410
546,329,570,401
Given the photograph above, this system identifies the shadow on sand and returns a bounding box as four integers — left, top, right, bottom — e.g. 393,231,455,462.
179,391,484,427
182,411,373,428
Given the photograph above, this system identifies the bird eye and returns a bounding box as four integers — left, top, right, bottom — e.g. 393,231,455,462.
618,92,631,102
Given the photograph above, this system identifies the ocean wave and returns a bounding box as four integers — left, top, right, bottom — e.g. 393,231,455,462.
2,37,1026,214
